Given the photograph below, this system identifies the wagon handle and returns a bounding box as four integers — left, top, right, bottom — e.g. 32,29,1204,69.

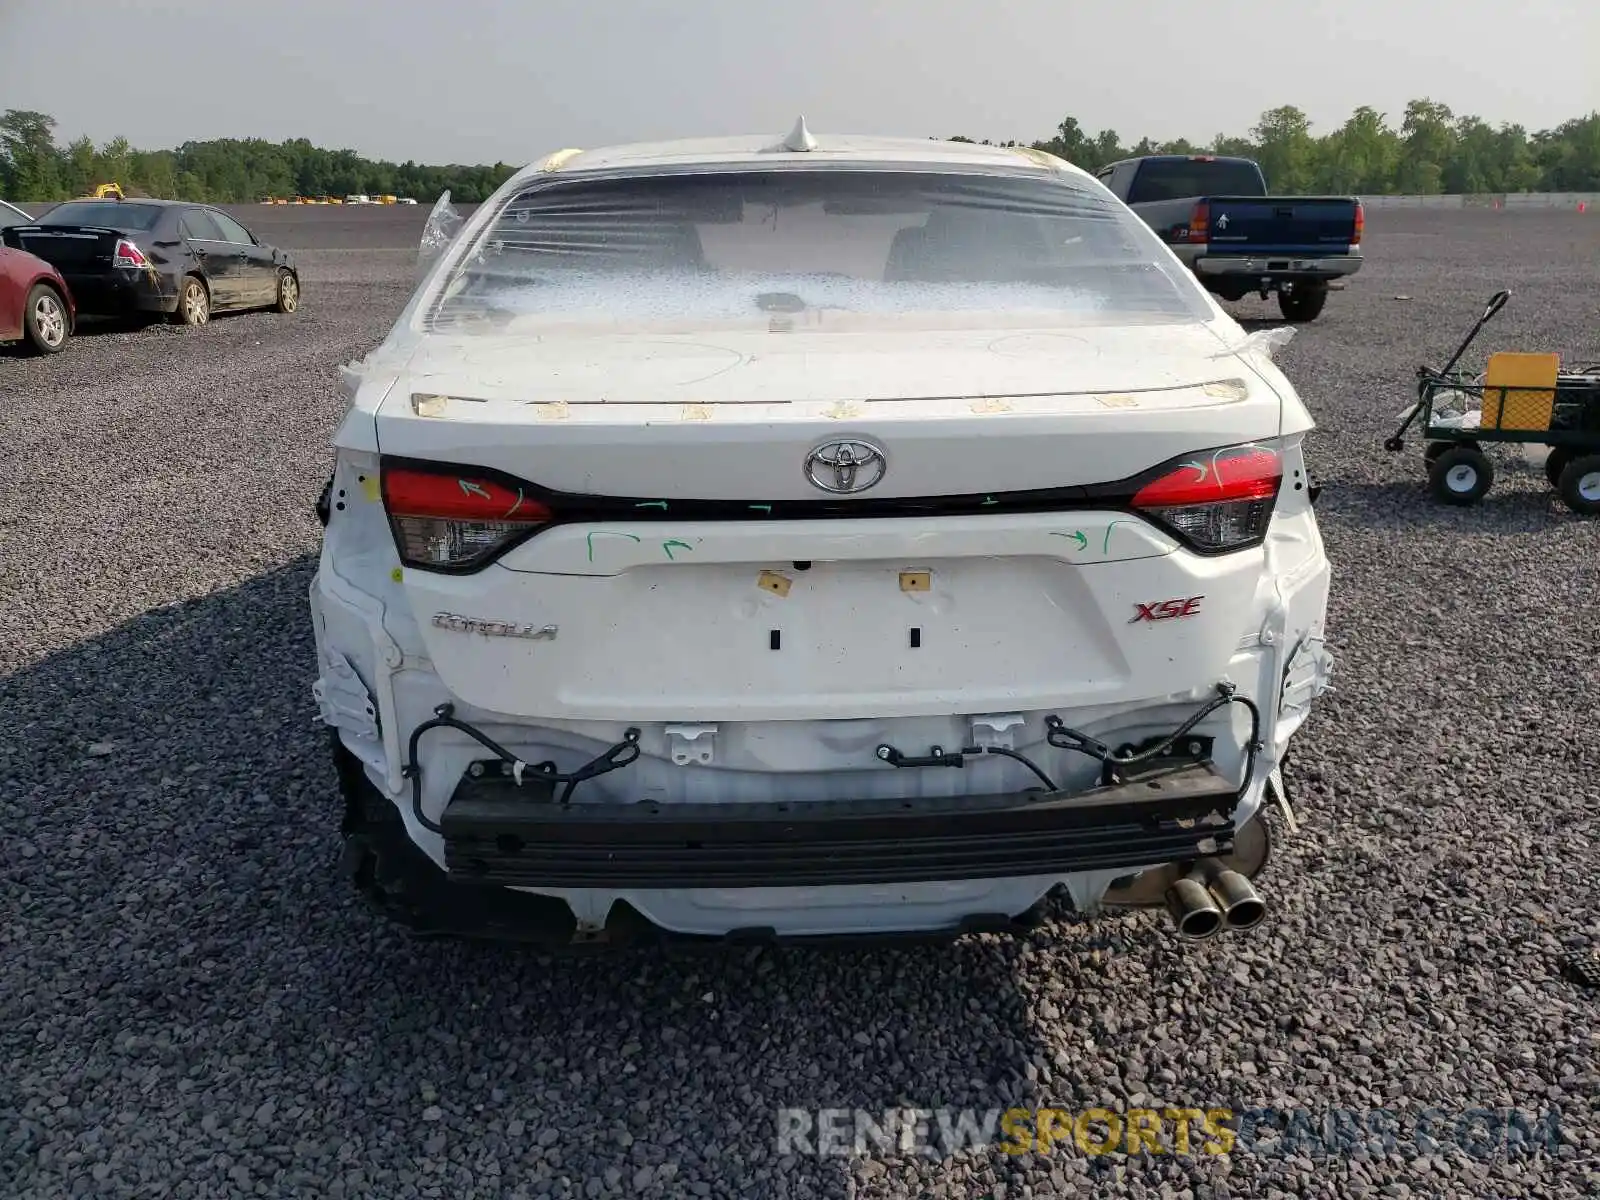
1435,288,1512,378
1392,289,1513,452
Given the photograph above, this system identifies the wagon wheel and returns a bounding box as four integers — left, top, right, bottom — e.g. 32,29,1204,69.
1543,446,1573,489
1428,445,1494,506
1556,454,1600,515
1424,441,1456,465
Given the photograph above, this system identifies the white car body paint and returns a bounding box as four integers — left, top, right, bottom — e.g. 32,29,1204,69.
310,130,1333,941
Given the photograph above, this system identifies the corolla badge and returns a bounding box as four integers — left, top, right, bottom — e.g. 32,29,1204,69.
804,439,888,494
432,613,558,640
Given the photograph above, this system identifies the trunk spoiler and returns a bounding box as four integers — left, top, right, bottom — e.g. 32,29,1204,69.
3,224,128,249
5,224,126,236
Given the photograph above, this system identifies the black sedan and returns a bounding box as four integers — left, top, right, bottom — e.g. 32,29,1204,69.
0,198,299,326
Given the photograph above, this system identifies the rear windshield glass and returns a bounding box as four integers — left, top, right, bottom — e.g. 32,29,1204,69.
427,167,1213,333
35,202,164,230
1125,159,1264,204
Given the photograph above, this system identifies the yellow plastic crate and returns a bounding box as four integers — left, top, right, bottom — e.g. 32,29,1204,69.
1482,352,1559,431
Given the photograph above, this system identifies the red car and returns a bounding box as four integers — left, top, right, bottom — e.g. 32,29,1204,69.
0,245,75,354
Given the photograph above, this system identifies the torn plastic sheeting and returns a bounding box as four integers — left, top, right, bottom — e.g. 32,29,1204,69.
468,271,1115,324
421,167,1216,331
338,350,393,393
1212,326,1295,363
338,358,370,394
338,344,415,396
418,189,464,274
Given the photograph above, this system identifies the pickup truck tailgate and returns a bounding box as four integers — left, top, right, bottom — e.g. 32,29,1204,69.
1205,197,1359,254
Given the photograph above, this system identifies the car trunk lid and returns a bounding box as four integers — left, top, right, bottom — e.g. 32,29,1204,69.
1,225,125,271
374,322,1280,499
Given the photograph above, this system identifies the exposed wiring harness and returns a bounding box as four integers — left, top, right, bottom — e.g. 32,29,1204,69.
1045,681,1264,801
402,684,1265,837
403,703,641,834
874,741,1060,792
982,746,1061,791
876,682,1265,803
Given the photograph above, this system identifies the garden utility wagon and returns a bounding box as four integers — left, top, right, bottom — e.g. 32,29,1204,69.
1386,289,1600,514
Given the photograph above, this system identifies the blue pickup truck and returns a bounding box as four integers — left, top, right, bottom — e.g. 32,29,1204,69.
1096,154,1363,323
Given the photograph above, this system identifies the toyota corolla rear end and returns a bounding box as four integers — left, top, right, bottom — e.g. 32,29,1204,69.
309,134,1333,945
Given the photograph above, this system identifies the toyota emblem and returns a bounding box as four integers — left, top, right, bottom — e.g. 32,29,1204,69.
804,439,888,494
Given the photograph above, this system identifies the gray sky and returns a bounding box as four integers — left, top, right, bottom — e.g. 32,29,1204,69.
2,0,1594,165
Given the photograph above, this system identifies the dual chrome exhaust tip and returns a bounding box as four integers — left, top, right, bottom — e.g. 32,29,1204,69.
1163,862,1268,941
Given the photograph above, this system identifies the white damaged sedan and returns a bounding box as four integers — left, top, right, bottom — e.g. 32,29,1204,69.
310,120,1333,946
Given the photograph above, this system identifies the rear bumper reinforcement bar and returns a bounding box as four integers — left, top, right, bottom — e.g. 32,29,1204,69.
440,762,1239,889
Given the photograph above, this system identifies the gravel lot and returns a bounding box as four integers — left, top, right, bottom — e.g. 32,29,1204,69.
3,207,1597,1199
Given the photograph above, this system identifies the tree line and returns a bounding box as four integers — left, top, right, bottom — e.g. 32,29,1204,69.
0,110,518,205
960,100,1599,194
3,100,1597,206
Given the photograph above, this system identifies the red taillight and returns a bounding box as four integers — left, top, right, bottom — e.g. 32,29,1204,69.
1131,444,1282,553
382,464,553,571
1352,201,1365,247
112,239,147,268
383,467,549,521
1186,200,1209,245
1132,446,1281,507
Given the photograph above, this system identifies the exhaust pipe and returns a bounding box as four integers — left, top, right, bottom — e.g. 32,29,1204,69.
1163,861,1270,939
1201,862,1268,931
1164,873,1224,941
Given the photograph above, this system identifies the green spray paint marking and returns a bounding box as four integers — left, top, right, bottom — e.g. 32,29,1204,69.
1050,530,1089,550
635,500,669,510
661,539,695,561
586,531,641,562
1102,520,1137,554
749,504,773,514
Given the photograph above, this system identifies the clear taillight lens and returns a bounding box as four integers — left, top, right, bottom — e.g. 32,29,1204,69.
390,517,531,568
